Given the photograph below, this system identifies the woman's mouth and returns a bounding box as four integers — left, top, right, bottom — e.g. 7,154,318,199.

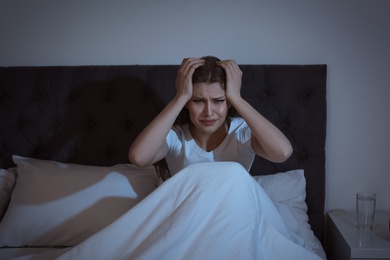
200,119,216,126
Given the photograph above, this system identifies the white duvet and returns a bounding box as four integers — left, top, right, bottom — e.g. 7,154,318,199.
14,162,321,260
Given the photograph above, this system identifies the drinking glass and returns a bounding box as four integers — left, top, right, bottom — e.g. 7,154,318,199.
356,192,376,230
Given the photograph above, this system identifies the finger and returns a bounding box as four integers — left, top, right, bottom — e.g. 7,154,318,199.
181,58,205,68
180,58,205,76
216,60,233,76
218,59,238,68
217,60,241,75
178,59,204,78
216,59,233,70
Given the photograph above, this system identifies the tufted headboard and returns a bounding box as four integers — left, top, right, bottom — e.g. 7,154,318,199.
0,65,327,242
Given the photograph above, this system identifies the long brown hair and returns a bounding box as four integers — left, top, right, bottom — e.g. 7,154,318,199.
154,56,237,181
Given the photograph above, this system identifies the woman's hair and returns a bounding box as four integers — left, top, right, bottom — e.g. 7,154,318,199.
154,56,238,181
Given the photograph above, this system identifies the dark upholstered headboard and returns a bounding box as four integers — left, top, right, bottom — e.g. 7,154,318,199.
0,65,327,242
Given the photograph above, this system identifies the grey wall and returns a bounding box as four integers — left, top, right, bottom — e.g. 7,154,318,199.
1,0,389,212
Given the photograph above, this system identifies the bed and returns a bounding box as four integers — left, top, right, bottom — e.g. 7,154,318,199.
0,64,327,259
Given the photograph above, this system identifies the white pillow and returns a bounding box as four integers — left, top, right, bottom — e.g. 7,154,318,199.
253,169,321,250
0,155,158,247
0,168,16,220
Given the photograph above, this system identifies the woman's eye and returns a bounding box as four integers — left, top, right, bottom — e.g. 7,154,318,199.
215,99,225,103
193,99,203,103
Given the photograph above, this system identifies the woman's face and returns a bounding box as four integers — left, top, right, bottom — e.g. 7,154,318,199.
186,82,230,135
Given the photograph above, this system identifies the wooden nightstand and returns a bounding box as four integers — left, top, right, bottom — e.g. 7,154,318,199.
326,210,390,260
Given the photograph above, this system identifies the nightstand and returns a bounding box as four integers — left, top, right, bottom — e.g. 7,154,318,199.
326,210,390,260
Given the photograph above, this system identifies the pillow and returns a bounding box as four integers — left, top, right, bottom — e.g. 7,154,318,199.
253,169,321,250
0,168,16,220
0,155,158,247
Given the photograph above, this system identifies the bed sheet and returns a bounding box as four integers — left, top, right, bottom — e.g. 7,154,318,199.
0,247,326,260
6,162,324,260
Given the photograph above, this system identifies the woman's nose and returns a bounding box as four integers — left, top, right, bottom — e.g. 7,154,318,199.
203,102,213,116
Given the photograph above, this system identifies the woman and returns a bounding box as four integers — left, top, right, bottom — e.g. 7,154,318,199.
129,56,293,181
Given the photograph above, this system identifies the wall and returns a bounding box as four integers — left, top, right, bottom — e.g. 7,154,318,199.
1,0,389,212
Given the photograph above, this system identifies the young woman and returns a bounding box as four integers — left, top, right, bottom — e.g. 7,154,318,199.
129,56,293,181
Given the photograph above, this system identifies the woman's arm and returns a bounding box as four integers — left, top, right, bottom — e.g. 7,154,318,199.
217,60,293,163
128,58,205,167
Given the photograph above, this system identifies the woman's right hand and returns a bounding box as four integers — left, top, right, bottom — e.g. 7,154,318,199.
129,57,205,168
175,58,205,101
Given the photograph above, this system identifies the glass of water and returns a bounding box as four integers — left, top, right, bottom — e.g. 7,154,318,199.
356,192,376,230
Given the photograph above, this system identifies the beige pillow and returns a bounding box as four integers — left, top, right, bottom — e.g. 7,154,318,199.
0,155,158,247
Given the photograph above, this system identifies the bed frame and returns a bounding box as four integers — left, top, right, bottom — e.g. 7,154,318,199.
0,64,327,242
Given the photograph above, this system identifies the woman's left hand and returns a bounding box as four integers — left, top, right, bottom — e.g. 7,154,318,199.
216,59,243,103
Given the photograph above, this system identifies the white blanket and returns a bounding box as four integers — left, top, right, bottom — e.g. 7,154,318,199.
14,162,321,260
